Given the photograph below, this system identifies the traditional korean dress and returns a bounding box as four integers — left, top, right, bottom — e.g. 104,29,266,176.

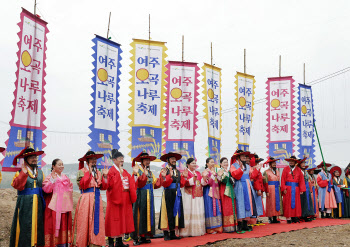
203,168,223,233
10,167,46,247
131,165,162,239
300,170,314,218
179,169,206,237
105,165,137,238
230,161,260,219
309,174,319,217
332,176,344,218
317,170,337,212
342,175,350,218
250,166,265,218
42,173,73,247
219,168,236,232
158,166,186,231
263,168,283,217
72,167,107,247
280,166,306,218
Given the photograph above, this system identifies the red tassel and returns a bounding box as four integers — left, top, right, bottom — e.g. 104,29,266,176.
79,161,84,170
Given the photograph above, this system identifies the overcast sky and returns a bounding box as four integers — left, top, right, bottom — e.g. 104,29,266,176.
1,0,350,169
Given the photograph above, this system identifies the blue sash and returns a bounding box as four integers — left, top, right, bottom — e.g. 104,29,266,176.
268,181,280,211
304,178,311,211
18,187,46,210
165,183,182,217
139,183,154,226
240,173,251,211
312,186,316,214
81,187,100,235
286,182,299,209
327,180,333,193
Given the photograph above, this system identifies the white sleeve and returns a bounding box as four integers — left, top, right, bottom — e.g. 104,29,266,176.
188,177,195,186
201,178,208,186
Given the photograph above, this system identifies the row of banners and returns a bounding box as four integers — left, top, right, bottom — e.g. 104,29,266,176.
0,8,316,171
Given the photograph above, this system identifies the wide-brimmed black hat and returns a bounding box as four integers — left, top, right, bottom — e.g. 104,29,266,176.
285,155,299,162
78,150,103,169
230,149,250,164
132,151,156,167
160,152,182,162
254,153,264,163
13,147,44,166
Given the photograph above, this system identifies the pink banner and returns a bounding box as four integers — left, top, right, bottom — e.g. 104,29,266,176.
1,8,48,171
266,76,295,168
163,61,200,170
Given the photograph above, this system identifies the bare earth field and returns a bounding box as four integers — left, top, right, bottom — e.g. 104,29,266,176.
1,188,349,247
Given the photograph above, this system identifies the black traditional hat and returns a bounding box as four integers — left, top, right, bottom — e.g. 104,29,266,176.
160,152,182,162
13,147,44,166
132,151,156,167
78,150,103,169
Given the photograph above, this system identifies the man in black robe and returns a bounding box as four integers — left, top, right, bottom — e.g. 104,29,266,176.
158,152,185,241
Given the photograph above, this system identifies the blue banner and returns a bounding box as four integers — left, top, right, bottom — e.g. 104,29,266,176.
88,35,122,169
297,84,316,168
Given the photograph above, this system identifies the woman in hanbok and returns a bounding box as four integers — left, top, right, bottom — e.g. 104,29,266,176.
330,166,345,218
202,157,223,234
307,167,319,218
42,159,74,247
72,151,109,247
342,168,350,218
317,162,337,218
218,157,236,232
179,158,206,237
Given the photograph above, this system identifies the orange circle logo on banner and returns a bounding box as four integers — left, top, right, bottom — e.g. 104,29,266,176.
239,97,246,107
171,88,182,99
271,99,280,108
136,68,149,81
21,50,32,67
301,105,307,114
97,68,108,82
208,89,214,99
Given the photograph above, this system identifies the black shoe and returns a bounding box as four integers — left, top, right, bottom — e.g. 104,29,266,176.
242,220,252,231
170,231,181,240
326,213,331,218
133,240,141,246
287,220,292,224
108,237,115,247
116,237,129,247
164,231,170,241
321,212,325,218
268,217,274,223
140,237,151,244
273,216,280,223
237,221,243,232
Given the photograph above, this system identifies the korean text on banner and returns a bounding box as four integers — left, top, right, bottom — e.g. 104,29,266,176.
235,72,256,151
1,8,49,171
297,84,316,168
266,76,296,168
202,63,222,165
164,61,199,171
88,35,122,169
128,39,167,160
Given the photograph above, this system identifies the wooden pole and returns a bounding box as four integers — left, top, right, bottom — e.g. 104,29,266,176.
182,35,184,62
149,14,151,40
244,49,246,74
211,42,213,66
279,55,281,77
107,12,111,39
34,0,37,16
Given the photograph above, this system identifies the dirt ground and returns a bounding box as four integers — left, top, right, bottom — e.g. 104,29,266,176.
1,188,349,247
203,223,350,247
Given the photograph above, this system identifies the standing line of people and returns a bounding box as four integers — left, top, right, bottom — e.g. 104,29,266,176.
7,145,350,247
